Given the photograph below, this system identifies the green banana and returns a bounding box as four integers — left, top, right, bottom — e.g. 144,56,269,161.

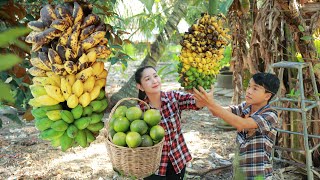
51,138,61,147
32,108,47,119
75,130,87,148
40,128,64,141
89,100,102,112
90,113,103,124
96,89,105,100
96,99,108,113
71,104,83,119
51,120,69,132
84,129,95,143
74,117,91,130
46,110,62,121
61,110,74,123
67,124,78,138
60,132,74,152
82,106,93,116
35,117,53,131
86,121,104,132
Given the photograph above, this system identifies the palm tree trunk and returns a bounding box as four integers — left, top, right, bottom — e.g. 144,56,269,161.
228,0,249,104
109,0,187,107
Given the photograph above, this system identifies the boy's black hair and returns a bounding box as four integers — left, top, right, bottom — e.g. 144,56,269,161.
252,72,280,101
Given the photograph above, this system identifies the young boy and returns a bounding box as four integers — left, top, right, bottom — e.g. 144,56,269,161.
193,72,280,180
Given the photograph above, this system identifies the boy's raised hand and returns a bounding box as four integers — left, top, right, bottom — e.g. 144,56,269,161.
193,85,215,107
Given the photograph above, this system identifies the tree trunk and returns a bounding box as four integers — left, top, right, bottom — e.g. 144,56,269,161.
228,0,249,104
276,0,318,65
109,0,187,107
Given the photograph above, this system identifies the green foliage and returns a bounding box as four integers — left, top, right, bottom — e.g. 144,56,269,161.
0,27,30,127
219,44,232,68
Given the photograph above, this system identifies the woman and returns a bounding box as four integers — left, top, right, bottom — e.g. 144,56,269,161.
135,66,204,180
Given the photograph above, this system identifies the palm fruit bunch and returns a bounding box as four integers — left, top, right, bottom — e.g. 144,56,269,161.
25,1,111,151
108,106,165,148
178,13,231,90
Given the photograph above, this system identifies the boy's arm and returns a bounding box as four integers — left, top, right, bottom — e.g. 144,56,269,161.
207,104,258,131
193,86,257,131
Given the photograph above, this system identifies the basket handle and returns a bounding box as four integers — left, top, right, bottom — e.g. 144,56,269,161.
105,97,150,140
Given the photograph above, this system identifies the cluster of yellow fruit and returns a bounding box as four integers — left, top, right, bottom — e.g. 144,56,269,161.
25,1,110,151
178,13,231,90
108,106,165,148
32,91,107,151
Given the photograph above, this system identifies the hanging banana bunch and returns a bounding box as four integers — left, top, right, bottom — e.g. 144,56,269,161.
178,13,231,90
25,1,110,152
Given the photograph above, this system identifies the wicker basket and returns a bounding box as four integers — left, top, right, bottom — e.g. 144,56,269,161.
104,98,164,179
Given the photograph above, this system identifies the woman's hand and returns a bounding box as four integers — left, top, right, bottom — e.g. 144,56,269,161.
192,85,216,108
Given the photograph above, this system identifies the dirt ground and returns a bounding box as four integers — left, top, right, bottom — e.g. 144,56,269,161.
0,63,313,180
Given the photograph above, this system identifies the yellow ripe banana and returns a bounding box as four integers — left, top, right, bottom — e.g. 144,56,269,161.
28,67,47,77
76,67,93,81
78,92,91,107
90,85,101,101
72,2,84,25
32,77,58,86
38,52,52,70
64,61,78,74
95,79,106,88
48,48,62,64
81,14,99,29
79,25,95,41
68,22,81,53
72,79,84,97
30,85,47,98
96,69,108,79
28,98,42,108
81,31,106,50
40,4,57,25
36,95,60,106
83,76,95,92
54,4,73,25
91,61,104,76
59,27,72,46
86,51,96,64
30,57,51,71
27,20,45,32
77,61,88,72
44,85,65,102
50,19,69,31
99,38,108,45
65,48,77,61
67,94,79,108
66,74,76,86
41,27,62,40
46,72,61,87
79,53,89,64
61,77,72,100
51,64,67,76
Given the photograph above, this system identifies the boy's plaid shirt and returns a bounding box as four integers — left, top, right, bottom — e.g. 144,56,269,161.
229,102,279,179
139,91,200,176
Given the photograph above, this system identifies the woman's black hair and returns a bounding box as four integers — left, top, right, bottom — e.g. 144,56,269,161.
134,66,156,100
